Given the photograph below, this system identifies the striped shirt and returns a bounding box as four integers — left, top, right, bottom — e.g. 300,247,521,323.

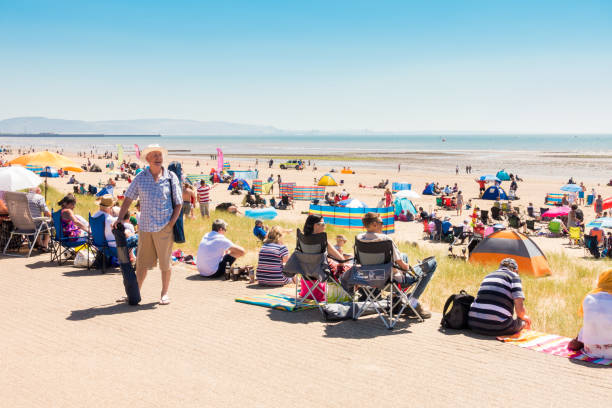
125,167,181,232
256,243,290,285
197,184,211,203
468,267,525,332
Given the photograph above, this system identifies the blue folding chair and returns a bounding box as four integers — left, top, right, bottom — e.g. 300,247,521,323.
50,210,89,265
89,213,118,273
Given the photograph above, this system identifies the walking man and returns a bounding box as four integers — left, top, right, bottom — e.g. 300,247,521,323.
114,144,182,305
197,179,212,219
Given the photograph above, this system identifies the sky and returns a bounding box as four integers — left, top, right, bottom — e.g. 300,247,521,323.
1,0,611,133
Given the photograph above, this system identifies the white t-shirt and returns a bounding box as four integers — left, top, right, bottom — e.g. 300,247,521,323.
196,231,234,277
92,210,118,247
578,292,612,359
123,222,135,235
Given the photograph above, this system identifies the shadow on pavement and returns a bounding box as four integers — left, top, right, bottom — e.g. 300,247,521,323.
62,269,119,277
66,302,158,321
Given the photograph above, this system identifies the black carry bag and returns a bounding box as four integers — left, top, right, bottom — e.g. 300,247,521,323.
112,223,141,306
440,290,474,329
167,169,185,244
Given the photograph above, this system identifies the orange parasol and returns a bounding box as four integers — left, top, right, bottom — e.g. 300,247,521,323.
9,151,83,172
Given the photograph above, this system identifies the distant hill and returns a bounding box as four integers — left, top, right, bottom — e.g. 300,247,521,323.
0,117,284,136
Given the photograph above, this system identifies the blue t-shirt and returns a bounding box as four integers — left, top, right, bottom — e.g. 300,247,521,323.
442,221,452,234
253,226,267,240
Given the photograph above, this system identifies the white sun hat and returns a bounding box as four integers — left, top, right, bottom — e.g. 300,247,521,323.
140,144,168,162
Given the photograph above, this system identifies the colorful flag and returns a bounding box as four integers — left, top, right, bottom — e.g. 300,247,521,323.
134,144,140,160
217,148,223,172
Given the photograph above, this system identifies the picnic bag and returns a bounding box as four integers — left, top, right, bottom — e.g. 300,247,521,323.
440,290,474,329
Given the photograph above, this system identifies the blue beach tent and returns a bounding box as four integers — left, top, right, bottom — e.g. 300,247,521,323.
40,167,59,178
482,185,508,200
422,183,435,195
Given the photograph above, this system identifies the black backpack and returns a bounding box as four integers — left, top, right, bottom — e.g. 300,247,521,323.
440,290,475,329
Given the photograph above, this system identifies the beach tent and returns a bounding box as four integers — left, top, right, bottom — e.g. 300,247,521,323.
422,183,435,195
469,230,551,277
481,185,508,200
227,178,251,191
40,167,59,178
560,184,581,193
496,170,510,181
318,173,338,186
393,197,417,217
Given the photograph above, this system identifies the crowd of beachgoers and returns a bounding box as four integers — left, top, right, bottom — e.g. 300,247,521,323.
1,143,611,361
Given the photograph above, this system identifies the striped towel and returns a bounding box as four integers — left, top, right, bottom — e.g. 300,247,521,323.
235,293,316,312
498,330,612,366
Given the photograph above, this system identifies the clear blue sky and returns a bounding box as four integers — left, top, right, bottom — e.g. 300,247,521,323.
1,0,611,132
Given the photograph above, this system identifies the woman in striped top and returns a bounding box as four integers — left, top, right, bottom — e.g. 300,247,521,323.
468,258,532,336
256,226,294,286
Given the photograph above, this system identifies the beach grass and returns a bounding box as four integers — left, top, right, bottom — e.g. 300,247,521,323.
41,185,607,337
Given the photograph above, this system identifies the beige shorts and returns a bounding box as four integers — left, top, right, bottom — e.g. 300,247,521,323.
199,202,210,216
136,223,173,271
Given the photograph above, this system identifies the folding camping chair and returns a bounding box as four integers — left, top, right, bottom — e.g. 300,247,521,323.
525,219,537,235
501,202,510,212
508,214,521,229
433,218,443,241
568,227,583,247
435,197,443,207
480,210,489,225
422,219,431,239
50,210,89,265
283,229,350,314
2,192,52,257
491,206,503,221
89,213,117,272
584,235,601,258
347,239,435,329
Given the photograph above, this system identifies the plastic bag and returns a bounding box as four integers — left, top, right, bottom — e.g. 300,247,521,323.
74,248,95,268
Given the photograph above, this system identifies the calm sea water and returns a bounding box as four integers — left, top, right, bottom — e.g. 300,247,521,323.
1,134,611,155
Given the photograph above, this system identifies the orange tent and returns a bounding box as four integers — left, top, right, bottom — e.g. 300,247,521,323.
469,230,551,277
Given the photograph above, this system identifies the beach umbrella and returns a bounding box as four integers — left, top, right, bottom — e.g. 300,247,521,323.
393,190,421,199
479,175,500,182
338,198,367,208
9,151,83,172
586,217,612,229
560,184,581,193
8,151,83,198
541,206,571,218
0,166,42,191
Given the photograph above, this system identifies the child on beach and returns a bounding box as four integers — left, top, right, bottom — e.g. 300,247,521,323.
334,234,347,256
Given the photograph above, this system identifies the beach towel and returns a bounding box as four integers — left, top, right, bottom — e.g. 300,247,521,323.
497,329,612,366
235,293,317,312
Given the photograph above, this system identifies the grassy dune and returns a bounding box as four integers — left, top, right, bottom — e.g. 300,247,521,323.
43,185,607,337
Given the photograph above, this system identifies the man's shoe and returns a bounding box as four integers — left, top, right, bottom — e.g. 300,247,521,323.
406,303,432,319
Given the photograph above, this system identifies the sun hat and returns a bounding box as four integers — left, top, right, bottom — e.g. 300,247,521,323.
97,194,115,208
140,144,167,162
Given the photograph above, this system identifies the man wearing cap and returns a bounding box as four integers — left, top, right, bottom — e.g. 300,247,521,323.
468,258,532,336
114,145,182,305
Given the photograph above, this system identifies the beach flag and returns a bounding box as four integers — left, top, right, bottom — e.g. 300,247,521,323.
117,144,124,164
217,148,223,172
134,144,140,160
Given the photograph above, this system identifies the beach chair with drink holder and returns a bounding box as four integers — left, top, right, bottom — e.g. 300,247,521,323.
341,238,436,329
568,227,583,247
282,229,351,315
50,210,89,265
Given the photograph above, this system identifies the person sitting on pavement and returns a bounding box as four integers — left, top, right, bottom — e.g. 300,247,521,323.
468,258,531,336
197,219,246,278
253,219,268,241
568,269,612,359
356,212,433,318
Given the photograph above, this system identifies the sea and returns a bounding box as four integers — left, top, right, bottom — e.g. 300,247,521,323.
2,134,612,179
